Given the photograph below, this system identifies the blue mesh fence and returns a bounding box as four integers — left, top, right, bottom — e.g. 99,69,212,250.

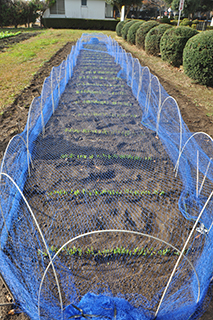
0,33,213,320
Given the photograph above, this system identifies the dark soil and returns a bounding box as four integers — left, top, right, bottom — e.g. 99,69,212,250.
0,38,212,320
0,32,40,52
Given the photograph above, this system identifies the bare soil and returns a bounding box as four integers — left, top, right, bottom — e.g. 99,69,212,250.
0,37,212,320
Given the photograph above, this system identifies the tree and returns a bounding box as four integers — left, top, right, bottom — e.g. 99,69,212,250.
29,0,55,26
173,0,199,17
198,0,213,14
164,0,213,18
0,0,55,28
106,0,142,18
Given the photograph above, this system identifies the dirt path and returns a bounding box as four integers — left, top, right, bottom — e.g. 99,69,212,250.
0,37,212,320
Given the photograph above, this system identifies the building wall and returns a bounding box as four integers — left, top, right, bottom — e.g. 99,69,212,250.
43,0,113,19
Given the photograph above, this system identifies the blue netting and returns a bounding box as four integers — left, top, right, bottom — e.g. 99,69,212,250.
0,33,213,320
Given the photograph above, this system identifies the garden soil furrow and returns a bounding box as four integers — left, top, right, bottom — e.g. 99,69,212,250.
0,39,213,320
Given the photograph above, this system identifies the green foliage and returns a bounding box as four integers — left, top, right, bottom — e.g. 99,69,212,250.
183,31,213,86
127,21,145,45
116,20,125,36
159,17,171,24
60,152,152,161
0,0,55,28
192,19,199,24
180,18,192,26
65,127,143,137
47,188,165,198
77,112,136,118
106,0,142,18
191,24,197,29
165,0,200,17
0,31,21,39
38,245,185,259
121,20,138,40
160,26,198,67
42,18,119,30
145,24,173,56
207,26,213,30
170,20,178,26
115,19,130,36
136,21,159,50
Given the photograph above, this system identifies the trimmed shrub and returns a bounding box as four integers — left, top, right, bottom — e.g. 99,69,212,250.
42,18,119,30
159,17,170,24
127,20,145,45
145,24,173,56
183,31,213,86
116,20,125,36
191,24,197,29
180,18,192,26
160,26,198,67
192,19,199,24
121,20,138,40
136,21,159,50
170,20,178,26
207,26,213,30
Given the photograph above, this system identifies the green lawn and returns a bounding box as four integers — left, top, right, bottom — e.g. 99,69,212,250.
0,28,116,111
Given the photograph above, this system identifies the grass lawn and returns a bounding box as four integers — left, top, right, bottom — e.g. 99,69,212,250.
0,28,212,119
0,28,116,112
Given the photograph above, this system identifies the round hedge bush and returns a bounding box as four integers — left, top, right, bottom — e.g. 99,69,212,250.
183,31,213,86
127,21,145,45
180,18,192,26
116,20,130,36
136,21,159,50
145,24,173,56
121,20,138,40
160,26,198,67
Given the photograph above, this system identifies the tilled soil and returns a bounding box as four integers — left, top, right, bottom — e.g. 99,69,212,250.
0,36,212,320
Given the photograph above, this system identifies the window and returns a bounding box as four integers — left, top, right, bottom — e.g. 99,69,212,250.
50,0,65,14
81,0,87,6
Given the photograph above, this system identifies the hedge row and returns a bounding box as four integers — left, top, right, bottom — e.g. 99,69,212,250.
116,19,213,86
136,21,159,50
127,21,145,45
160,27,198,67
116,20,130,36
183,31,213,86
121,20,139,40
145,24,172,56
42,18,119,30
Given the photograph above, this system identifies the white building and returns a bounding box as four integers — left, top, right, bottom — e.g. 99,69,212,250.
43,0,114,20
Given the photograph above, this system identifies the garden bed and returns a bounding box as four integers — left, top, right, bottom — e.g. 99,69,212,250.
0,37,212,320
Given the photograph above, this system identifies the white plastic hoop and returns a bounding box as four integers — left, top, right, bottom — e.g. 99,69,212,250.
157,96,183,157
0,134,33,178
155,190,213,317
0,173,64,320
38,229,200,319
